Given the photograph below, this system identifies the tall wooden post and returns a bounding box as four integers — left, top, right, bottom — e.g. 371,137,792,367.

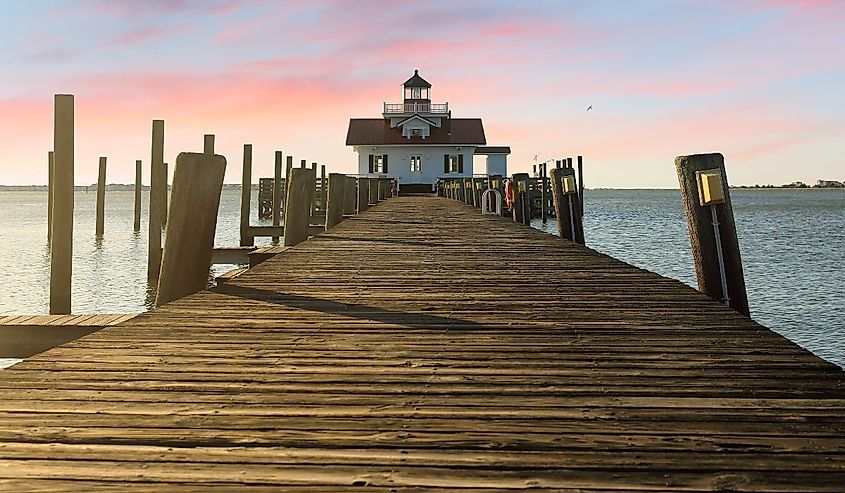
320,164,327,212
133,160,142,231
240,144,253,246
283,167,315,247
203,134,215,155
567,157,573,169
540,163,548,223
284,156,293,216
155,152,226,306
272,151,283,242
549,167,584,243
310,162,318,218
95,156,106,237
162,162,168,226
577,155,584,217
47,151,54,241
147,119,165,284
511,173,529,224
50,94,74,315
675,153,749,316
357,177,369,213
325,173,345,229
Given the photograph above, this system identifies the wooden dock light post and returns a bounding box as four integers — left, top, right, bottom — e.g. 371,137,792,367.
203,134,215,155
134,160,142,232
240,144,253,246
675,153,749,316
147,119,165,284
47,151,54,241
325,173,345,229
95,156,106,237
283,167,314,247
50,94,74,315
357,178,369,213
272,151,283,242
155,152,226,307
511,173,530,225
549,167,583,243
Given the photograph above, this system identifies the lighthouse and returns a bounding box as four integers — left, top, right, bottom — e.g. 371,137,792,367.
346,70,509,193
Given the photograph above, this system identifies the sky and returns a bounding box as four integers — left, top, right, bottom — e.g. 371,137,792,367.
0,0,843,188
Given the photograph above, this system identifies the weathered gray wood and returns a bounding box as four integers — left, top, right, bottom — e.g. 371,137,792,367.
319,165,327,212
47,151,54,241
325,173,345,230
49,94,73,315
147,119,164,284
155,153,226,306
357,178,369,213
550,167,574,241
239,144,253,246
203,134,214,155
272,151,283,242
133,160,141,232
162,162,168,226
95,157,106,237
283,156,293,214
675,153,749,316
283,167,314,247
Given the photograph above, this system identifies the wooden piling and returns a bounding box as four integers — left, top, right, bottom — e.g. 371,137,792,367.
283,167,314,247
47,151,54,241
272,151,283,242
155,152,226,306
147,119,165,284
203,134,215,155
133,160,141,232
310,162,319,218
50,94,73,315
675,153,749,316
357,177,369,213
284,156,293,216
577,155,584,217
240,144,253,246
540,163,548,223
368,178,379,205
320,164,327,212
325,173,345,229
162,162,168,226
549,167,584,243
343,175,357,215
511,173,528,225
95,156,106,237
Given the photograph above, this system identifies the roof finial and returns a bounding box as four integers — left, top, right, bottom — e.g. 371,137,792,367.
414,69,418,74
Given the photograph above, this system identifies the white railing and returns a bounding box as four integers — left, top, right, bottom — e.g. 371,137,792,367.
383,102,449,114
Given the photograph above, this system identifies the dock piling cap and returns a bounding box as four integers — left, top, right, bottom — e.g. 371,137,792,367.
696,169,726,206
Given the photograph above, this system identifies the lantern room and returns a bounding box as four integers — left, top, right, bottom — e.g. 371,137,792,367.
403,69,431,104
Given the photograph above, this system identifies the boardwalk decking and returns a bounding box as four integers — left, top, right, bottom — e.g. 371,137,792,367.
0,195,843,490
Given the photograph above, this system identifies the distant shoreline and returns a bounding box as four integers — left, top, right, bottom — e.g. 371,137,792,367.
1,184,843,191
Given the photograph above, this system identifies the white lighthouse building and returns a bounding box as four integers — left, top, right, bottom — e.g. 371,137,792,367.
346,70,510,193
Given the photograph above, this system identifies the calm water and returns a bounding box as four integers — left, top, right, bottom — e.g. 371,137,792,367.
0,189,843,368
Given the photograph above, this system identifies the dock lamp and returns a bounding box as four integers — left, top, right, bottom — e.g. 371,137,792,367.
696,169,729,306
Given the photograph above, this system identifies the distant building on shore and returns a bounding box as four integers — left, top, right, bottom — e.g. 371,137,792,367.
345,70,510,192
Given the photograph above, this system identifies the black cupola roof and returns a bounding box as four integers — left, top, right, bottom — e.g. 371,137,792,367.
403,69,431,88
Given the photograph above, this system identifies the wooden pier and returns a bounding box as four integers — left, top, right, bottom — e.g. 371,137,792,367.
0,195,843,490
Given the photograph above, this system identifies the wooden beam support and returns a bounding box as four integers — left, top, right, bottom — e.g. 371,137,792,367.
325,173,345,230
283,167,315,246
357,177,369,213
272,151,283,242
147,119,164,284
47,151,54,241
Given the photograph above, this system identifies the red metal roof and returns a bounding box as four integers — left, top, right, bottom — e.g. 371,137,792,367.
346,118,486,146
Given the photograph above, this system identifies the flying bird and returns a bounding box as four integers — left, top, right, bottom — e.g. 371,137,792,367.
586,105,593,111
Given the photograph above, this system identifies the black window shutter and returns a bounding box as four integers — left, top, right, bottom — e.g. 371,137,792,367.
443,154,449,173
458,154,464,173
382,154,388,173
368,154,374,174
